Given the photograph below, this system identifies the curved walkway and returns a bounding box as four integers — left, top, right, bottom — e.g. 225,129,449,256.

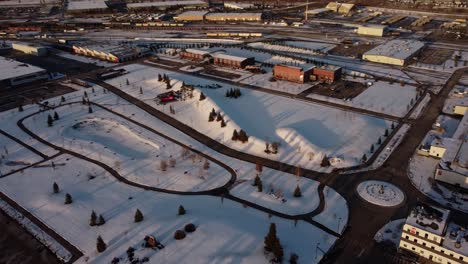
16,102,337,237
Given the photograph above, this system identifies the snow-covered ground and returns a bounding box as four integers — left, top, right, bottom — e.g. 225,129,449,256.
356,180,405,207
0,154,338,264
0,133,43,175
108,63,391,172
312,186,348,235
374,219,405,247
408,154,468,213
307,80,418,118
22,103,232,193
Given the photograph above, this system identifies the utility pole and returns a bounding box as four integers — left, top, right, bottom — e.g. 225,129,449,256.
305,0,309,22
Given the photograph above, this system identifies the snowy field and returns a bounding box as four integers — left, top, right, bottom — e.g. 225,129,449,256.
22,103,232,192
307,80,418,118
408,154,468,213
0,133,43,175
0,154,337,264
312,186,348,235
108,63,391,171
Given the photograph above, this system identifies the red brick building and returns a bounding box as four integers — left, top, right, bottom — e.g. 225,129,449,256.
212,53,255,69
179,49,210,61
313,66,342,83
273,64,314,84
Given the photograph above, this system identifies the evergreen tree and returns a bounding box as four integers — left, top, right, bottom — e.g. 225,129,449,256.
82,97,86,105
53,182,59,194
272,238,284,263
216,112,222,122
362,154,367,163
84,91,88,98
139,87,143,94
18,104,23,112
208,111,215,122
253,174,260,186
370,144,374,153
257,179,263,192
64,193,72,204
61,96,66,103
220,119,226,128
88,106,93,113
264,223,277,252
232,129,239,141
384,129,389,137
178,205,186,215
391,123,395,129
239,129,248,143
158,74,162,82
98,215,105,226
166,81,172,90
134,209,143,222
53,111,59,120
96,236,106,253
47,114,54,127
199,92,206,101
225,89,230,97
320,155,330,167
126,78,129,85
377,137,382,145
293,185,302,198
90,210,97,226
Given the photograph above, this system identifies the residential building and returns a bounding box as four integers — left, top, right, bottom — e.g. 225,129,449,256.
273,64,314,84
212,53,254,68
313,65,342,83
399,204,467,264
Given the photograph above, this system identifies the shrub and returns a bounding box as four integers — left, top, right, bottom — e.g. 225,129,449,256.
178,205,186,215
64,193,72,204
184,223,196,233
96,236,106,253
53,182,59,194
174,230,186,240
293,185,302,198
134,209,144,222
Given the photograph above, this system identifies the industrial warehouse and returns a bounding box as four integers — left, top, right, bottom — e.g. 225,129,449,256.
179,48,210,61
273,64,314,84
362,39,425,66
72,43,151,62
212,53,255,68
0,56,48,87
357,24,388,37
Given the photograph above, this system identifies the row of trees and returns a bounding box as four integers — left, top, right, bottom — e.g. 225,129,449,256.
225,88,242,98
232,129,249,143
208,108,227,127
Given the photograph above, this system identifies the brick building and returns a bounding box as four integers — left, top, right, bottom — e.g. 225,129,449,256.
273,64,314,83
212,53,255,69
313,65,342,83
179,49,210,61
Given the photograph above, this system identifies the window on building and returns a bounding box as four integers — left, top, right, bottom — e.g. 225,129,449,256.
431,246,435,249
460,257,464,261
416,231,419,235
423,242,426,246
420,250,424,254
406,235,409,239
425,234,428,238
412,247,415,251
450,254,454,257
441,250,445,254
414,239,418,243
403,244,407,247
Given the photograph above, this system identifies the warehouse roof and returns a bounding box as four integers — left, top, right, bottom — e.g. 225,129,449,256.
205,12,262,20
363,39,425,60
0,56,46,81
406,204,450,236
306,8,332,15
212,53,252,62
176,10,208,17
67,0,108,10
127,0,206,8
184,48,210,55
358,24,387,29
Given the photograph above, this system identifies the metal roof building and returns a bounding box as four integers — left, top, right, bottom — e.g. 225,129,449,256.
362,39,425,66
205,12,262,22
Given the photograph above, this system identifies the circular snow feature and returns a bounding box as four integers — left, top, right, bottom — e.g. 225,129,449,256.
357,180,405,207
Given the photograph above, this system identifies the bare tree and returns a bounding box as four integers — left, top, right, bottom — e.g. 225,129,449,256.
203,159,210,170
